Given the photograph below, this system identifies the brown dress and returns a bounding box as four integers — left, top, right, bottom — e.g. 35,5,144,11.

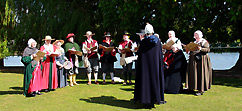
185,39,212,92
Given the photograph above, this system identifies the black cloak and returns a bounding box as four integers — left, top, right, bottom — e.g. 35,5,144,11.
134,35,165,105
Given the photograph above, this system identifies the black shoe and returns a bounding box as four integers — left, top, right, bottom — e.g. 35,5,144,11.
26,93,36,97
35,92,43,95
160,101,167,104
44,89,50,92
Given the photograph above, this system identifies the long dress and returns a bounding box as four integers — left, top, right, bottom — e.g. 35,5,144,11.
40,44,58,90
134,35,165,105
185,39,212,92
21,47,42,96
164,50,187,94
55,47,68,88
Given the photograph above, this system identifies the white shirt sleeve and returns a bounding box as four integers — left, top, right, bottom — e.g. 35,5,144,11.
82,42,88,54
118,44,123,53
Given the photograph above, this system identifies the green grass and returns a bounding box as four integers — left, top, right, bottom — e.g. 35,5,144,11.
1,72,242,111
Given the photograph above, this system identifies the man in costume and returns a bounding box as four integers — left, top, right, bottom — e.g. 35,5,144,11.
82,31,99,85
64,33,82,86
40,35,58,91
134,23,166,108
118,31,134,84
98,32,117,84
21,38,43,97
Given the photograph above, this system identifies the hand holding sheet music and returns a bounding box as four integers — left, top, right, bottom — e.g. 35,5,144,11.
34,50,46,61
162,40,175,50
185,42,200,51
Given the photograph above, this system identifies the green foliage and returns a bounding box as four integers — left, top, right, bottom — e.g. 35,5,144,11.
0,40,9,59
0,0,241,54
0,0,15,58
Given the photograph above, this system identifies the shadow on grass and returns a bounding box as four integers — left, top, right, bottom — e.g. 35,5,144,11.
80,95,152,109
9,86,23,90
0,86,23,95
0,91,23,95
213,77,242,88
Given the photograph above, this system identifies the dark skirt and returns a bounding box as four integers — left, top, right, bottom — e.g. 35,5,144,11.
164,50,187,94
57,67,68,88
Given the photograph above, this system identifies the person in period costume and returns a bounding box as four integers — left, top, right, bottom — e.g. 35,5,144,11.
40,35,58,91
98,32,117,84
185,30,212,96
118,31,134,85
21,38,43,97
53,40,68,88
64,33,82,86
82,31,99,85
134,23,166,108
163,31,187,94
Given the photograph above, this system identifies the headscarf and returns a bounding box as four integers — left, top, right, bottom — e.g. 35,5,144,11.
168,30,176,39
194,30,203,39
27,38,36,47
145,23,154,34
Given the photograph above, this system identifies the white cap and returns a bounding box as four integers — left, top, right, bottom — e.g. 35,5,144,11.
145,23,154,34
28,38,36,47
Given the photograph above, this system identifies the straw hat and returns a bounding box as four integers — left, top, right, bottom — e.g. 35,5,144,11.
66,33,75,39
53,40,64,46
42,35,55,41
83,31,95,36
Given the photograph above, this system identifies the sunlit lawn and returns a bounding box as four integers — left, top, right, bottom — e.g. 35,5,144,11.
0,72,242,111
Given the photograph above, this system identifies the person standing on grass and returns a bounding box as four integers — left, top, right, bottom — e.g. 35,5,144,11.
21,38,43,97
40,35,58,92
163,30,187,94
134,23,166,108
98,32,117,84
118,31,134,85
185,30,212,96
64,33,82,87
82,31,99,85
54,40,68,88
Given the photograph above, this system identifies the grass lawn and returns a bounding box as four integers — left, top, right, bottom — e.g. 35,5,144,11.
0,72,242,111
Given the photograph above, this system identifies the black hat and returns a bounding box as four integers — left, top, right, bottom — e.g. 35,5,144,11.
136,29,145,35
123,31,130,36
103,32,112,38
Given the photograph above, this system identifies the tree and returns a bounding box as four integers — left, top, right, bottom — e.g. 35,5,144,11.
0,0,15,59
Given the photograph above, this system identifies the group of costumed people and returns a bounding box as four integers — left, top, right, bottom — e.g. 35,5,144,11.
21,22,212,108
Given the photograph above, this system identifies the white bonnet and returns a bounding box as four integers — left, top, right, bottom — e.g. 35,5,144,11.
145,23,154,34
28,38,36,47
194,30,203,38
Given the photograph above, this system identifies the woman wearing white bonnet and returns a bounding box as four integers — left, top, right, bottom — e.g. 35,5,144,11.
185,30,212,96
163,30,187,94
22,38,43,97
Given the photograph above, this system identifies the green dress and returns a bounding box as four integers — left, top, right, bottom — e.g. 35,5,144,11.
64,42,82,74
21,56,35,96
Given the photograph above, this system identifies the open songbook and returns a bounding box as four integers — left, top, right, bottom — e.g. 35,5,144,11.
84,46,97,52
49,52,59,57
162,40,175,50
119,47,131,52
68,49,83,56
99,44,114,52
185,42,200,51
34,50,46,61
